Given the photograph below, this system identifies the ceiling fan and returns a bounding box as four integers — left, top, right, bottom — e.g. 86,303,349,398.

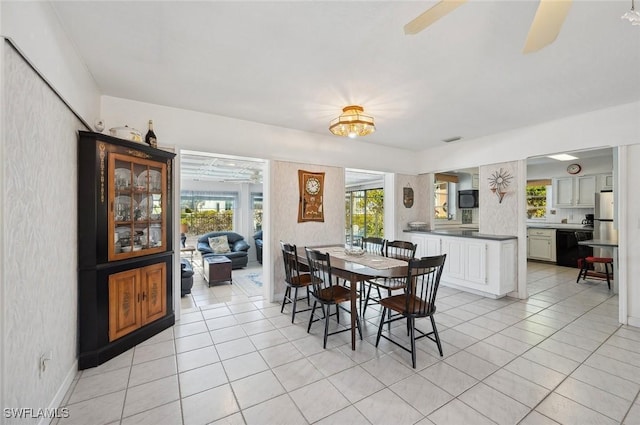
404,0,573,54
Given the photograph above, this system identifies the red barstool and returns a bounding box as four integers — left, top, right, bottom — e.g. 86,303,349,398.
575,232,613,290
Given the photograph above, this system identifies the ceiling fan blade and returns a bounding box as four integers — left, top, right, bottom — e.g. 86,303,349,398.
523,0,572,54
404,0,468,35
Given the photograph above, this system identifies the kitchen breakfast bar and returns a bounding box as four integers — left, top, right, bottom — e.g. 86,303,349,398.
405,229,518,299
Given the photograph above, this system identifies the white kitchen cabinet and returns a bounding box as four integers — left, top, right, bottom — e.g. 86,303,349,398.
552,175,596,208
404,231,517,298
553,177,574,207
442,238,466,280
527,228,557,262
409,233,441,258
471,174,479,189
440,235,516,298
466,241,488,284
597,173,613,192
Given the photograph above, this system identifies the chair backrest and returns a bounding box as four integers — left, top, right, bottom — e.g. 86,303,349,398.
404,255,447,317
305,248,337,299
574,231,592,258
360,237,386,256
281,242,303,285
386,240,417,261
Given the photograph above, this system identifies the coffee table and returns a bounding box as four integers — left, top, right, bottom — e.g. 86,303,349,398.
203,256,232,286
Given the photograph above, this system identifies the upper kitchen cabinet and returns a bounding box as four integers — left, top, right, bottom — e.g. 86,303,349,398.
597,173,614,192
553,175,596,208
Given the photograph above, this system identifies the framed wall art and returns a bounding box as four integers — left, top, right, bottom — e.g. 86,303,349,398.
298,169,325,222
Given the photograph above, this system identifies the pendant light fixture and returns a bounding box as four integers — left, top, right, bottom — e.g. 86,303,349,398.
622,0,640,25
329,105,376,138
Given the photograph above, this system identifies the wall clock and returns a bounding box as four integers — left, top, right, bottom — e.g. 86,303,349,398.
567,163,582,175
298,170,325,222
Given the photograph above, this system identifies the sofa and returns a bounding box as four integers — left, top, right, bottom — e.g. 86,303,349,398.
181,259,194,296
197,231,250,269
253,230,263,264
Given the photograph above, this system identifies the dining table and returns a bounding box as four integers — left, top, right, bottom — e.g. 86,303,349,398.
295,245,408,350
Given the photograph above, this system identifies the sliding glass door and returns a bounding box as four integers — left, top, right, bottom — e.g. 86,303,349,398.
345,188,384,245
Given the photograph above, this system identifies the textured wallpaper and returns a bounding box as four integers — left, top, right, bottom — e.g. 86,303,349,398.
394,173,429,238
479,161,521,236
270,161,345,298
3,42,86,422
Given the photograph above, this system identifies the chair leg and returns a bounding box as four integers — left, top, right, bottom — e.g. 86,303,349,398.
375,307,387,347
355,309,363,340
323,305,331,349
363,283,373,317
291,287,299,323
430,315,443,357
335,303,340,324
281,286,290,313
409,317,416,369
387,289,392,333
307,301,317,333
605,263,611,290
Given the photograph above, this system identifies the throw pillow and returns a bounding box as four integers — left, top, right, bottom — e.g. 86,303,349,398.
209,235,231,254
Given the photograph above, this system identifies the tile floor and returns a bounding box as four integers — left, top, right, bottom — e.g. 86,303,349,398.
55,261,640,425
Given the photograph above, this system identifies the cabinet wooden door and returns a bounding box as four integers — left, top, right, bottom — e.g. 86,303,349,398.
141,263,166,324
528,236,553,260
442,239,465,279
409,235,426,258
108,269,142,341
466,242,487,284
575,176,596,207
424,236,441,257
109,153,167,262
553,178,574,207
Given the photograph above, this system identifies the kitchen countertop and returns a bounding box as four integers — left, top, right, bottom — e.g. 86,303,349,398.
577,238,618,248
404,229,517,241
527,223,594,231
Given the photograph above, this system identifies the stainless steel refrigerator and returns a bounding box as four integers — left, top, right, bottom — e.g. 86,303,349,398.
594,191,615,269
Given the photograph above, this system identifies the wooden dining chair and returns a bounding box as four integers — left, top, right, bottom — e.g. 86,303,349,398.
376,254,447,368
305,247,362,349
280,242,313,323
360,237,386,255
363,240,417,316
575,231,613,290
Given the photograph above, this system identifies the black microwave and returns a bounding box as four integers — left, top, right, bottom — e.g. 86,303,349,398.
458,190,479,208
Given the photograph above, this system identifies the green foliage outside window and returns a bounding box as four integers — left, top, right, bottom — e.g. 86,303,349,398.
527,185,547,218
346,188,384,244
181,210,233,234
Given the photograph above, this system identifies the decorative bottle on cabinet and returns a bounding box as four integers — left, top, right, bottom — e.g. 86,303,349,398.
145,120,157,148
77,130,175,370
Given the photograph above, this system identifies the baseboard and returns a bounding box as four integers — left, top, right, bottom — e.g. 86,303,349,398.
627,316,640,328
39,359,78,425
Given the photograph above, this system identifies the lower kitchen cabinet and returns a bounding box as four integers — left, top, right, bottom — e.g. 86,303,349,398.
108,263,166,341
527,228,557,262
405,231,517,298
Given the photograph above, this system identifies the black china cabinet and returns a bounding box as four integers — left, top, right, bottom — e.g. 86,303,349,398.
77,131,175,369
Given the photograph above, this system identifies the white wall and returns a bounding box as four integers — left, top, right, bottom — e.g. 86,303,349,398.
1,2,100,125
101,96,419,175
527,155,614,180
2,42,86,424
417,102,639,173
269,161,345,299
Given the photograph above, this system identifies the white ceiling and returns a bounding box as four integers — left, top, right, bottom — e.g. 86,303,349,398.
51,1,640,152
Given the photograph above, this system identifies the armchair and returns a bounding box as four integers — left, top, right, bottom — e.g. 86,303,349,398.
253,230,263,264
197,231,250,269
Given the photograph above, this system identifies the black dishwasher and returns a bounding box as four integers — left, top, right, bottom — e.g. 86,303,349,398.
556,230,592,268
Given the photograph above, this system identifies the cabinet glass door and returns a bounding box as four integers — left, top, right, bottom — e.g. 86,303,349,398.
109,154,167,261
